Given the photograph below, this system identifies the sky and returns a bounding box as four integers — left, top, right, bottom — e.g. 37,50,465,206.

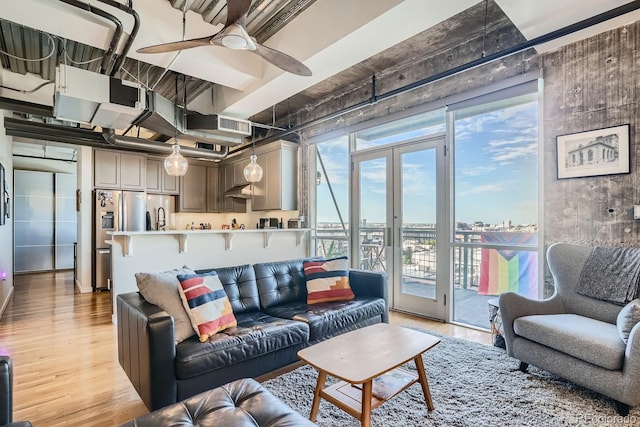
315,97,539,227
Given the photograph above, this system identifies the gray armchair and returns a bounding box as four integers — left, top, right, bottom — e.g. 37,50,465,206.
499,243,640,415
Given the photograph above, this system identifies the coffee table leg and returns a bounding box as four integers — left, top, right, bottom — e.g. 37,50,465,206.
414,354,435,411
310,370,327,421
361,380,373,427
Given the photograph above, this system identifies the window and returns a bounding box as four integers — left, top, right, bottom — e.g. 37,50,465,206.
306,80,540,331
313,135,350,258
451,92,539,327
355,109,445,151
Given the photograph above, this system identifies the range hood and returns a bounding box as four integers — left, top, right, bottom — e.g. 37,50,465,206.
224,183,253,199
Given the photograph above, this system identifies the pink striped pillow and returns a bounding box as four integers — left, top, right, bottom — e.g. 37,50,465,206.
177,272,237,342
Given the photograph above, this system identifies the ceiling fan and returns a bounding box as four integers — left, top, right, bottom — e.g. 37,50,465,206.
137,0,312,76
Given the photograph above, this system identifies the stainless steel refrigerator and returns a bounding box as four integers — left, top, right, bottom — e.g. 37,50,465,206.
93,189,146,291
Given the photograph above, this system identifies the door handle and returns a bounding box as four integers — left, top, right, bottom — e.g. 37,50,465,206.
97,249,110,254
120,194,126,231
385,227,392,247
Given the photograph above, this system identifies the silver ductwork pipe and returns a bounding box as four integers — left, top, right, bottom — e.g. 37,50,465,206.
102,128,228,160
3,116,230,160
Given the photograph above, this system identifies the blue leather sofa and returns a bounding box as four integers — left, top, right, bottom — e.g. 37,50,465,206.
117,258,388,411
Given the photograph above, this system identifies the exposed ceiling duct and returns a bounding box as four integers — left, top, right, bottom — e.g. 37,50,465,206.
43,0,250,154
53,64,146,130
50,64,249,155
4,116,229,161
101,128,228,160
131,90,251,146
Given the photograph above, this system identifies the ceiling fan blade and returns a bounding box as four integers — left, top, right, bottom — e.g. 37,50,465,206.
254,43,312,76
226,0,252,26
137,36,213,54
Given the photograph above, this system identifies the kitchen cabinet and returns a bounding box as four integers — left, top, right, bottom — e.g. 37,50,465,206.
252,141,297,211
233,159,248,186
206,166,221,212
177,163,223,213
178,164,207,212
219,161,247,213
146,159,179,195
94,149,146,190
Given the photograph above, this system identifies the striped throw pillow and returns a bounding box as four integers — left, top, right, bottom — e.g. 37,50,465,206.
303,256,355,304
177,272,237,342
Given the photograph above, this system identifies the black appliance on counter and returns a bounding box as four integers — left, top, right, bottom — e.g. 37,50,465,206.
258,218,279,229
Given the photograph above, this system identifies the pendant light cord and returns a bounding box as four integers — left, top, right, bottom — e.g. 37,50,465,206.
482,0,488,58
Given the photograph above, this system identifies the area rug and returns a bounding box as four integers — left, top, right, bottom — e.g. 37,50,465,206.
262,330,639,426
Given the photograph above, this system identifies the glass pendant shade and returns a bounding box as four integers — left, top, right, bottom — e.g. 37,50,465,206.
164,143,189,176
243,154,263,183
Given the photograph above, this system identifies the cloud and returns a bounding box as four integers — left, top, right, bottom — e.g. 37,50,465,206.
362,168,386,183
317,138,349,185
459,165,496,176
486,136,533,148
490,143,538,162
457,183,504,196
319,161,348,185
454,115,494,140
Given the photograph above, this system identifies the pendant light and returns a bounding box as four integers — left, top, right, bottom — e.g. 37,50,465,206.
164,139,188,176
243,142,263,183
164,8,189,177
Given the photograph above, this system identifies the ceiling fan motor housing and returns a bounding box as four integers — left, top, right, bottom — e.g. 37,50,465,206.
217,24,256,50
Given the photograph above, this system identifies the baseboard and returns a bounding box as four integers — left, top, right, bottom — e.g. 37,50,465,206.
0,286,14,320
75,279,92,294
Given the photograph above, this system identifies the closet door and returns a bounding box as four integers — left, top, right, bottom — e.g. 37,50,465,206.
14,170,55,272
14,171,77,272
55,173,77,269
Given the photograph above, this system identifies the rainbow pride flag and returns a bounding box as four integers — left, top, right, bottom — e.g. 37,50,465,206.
478,232,538,298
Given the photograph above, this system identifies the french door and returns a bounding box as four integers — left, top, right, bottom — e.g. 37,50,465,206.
351,137,447,320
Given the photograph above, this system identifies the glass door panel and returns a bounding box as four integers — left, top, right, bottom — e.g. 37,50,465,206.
352,137,446,320
393,140,445,319
353,152,391,274
399,148,437,298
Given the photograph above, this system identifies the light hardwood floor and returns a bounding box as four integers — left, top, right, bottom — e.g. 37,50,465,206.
0,271,490,426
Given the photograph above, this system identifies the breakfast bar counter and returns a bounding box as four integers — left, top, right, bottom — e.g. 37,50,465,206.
107,228,311,323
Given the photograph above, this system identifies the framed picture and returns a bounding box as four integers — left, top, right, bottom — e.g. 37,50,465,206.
556,124,631,179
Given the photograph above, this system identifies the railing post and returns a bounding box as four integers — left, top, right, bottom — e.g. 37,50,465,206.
463,233,469,289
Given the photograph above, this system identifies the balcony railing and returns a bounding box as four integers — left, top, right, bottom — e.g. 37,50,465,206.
313,227,538,293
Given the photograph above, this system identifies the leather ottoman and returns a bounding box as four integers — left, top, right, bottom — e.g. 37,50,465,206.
119,378,315,427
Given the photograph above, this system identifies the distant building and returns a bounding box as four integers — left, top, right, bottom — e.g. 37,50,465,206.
566,133,618,168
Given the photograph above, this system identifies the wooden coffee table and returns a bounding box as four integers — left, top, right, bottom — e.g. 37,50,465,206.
297,323,441,426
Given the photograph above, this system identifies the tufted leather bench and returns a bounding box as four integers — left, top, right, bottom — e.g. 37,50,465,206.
119,378,315,427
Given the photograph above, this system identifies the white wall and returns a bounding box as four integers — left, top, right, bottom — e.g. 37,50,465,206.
0,111,14,317
76,146,93,293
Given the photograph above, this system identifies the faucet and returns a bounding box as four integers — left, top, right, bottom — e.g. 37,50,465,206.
157,207,166,230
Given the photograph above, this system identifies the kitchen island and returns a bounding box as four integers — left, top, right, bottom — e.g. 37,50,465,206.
107,228,311,323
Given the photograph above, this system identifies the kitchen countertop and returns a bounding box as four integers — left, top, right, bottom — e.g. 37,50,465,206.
107,228,311,255
109,228,310,235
